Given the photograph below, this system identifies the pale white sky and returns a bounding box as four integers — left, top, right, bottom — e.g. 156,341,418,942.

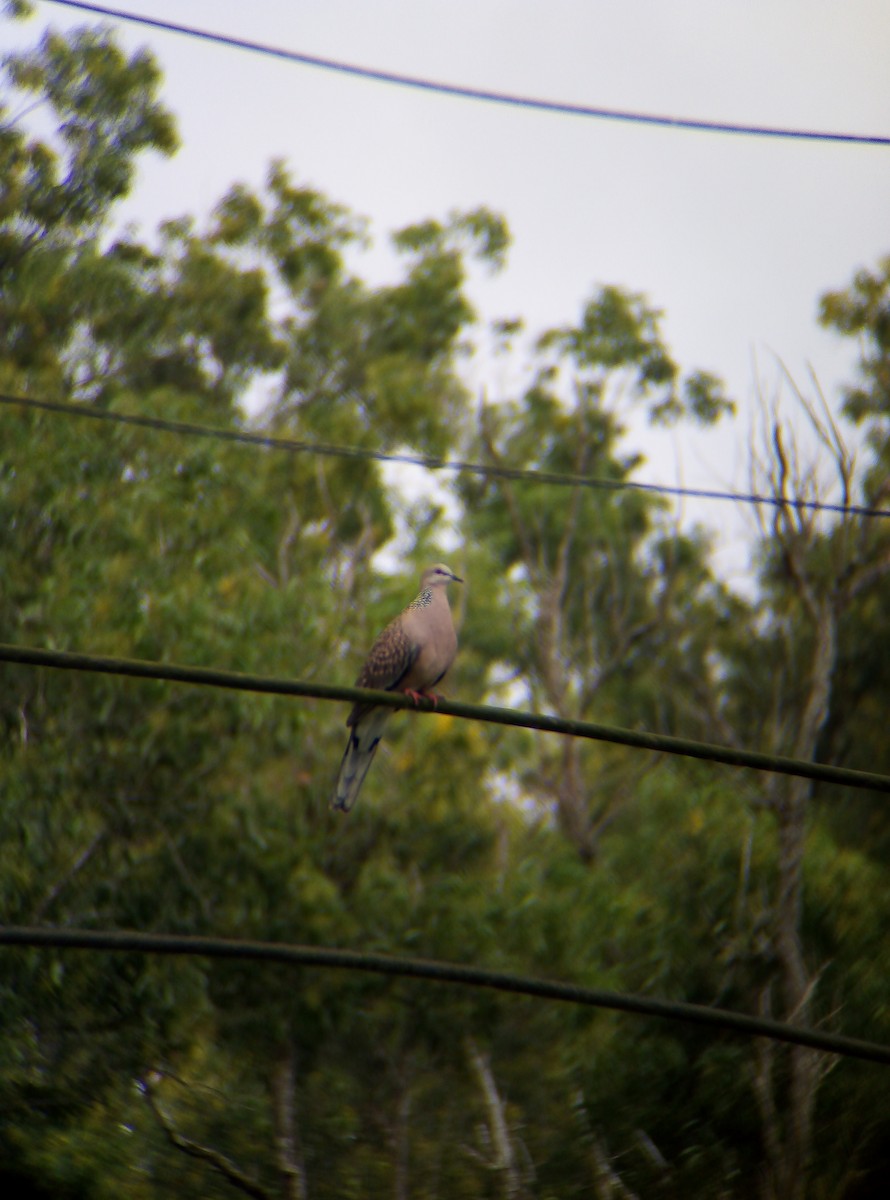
9,1,890,588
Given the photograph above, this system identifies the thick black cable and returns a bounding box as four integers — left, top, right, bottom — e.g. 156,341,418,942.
1,926,888,1064
39,1,890,147
3,641,890,795
4,392,888,521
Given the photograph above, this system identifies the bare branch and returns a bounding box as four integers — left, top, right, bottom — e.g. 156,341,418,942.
478,405,536,572
31,829,108,922
163,832,214,925
140,1076,272,1200
276,502,302,589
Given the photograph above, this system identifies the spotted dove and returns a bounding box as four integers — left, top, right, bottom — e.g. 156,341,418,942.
331,563,462,812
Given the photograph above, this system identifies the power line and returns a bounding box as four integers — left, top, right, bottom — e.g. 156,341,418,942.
4,392,888,521
1,925,888,1064
41,0,890,148
3,640,890,795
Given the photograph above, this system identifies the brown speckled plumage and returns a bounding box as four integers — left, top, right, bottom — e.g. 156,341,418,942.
332,564,462,812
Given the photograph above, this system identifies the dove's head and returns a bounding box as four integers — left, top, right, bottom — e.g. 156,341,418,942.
421,563,463,590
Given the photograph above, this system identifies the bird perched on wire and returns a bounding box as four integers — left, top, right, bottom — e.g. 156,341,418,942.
331,563,463,812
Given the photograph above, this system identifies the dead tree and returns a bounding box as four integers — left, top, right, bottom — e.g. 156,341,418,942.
747,374,890,1200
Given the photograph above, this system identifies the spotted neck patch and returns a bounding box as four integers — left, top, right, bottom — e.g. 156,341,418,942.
408,589,433,610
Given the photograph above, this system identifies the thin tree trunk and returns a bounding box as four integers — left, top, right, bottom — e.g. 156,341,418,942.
755,598,837,1200
272,1041,308,1200
466,1038,521,1200
393,1078,412,1200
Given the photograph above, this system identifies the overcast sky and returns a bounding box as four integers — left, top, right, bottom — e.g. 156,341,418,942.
9,0,890,587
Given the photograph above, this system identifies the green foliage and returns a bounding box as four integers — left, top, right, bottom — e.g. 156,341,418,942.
0,18,178,396
820,254,890,431
2,13,890,1200
534,285,732,426
3,25,177,232
683,368,736,424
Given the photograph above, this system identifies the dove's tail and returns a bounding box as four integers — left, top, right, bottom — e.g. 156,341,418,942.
331,708,392,812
